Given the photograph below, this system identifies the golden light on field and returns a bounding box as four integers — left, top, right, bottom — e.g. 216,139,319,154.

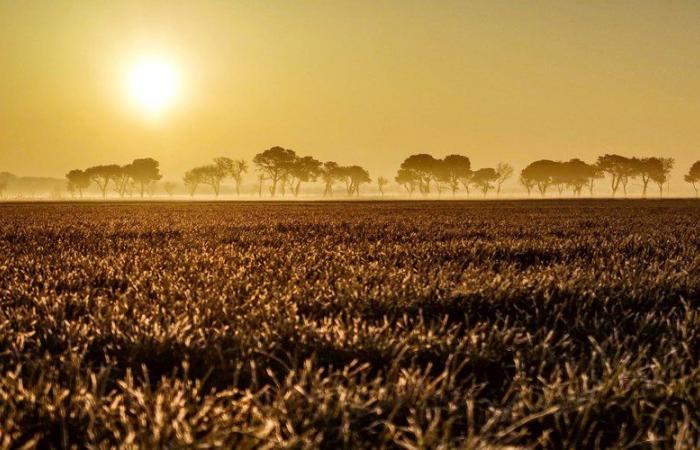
125,56,181,117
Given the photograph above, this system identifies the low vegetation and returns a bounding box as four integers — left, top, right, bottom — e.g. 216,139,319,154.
1,201,700,448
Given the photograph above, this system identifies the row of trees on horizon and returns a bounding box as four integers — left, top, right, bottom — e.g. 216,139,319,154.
2,148,700,199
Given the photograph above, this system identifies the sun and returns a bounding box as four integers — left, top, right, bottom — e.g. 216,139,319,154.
126,56,181,117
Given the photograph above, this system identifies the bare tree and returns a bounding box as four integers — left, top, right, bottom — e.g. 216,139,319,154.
495,162,513,197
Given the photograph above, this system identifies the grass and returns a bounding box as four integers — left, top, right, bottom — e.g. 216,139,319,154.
1,200,699,448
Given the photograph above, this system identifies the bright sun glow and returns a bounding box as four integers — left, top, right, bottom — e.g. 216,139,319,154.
126,57,181,117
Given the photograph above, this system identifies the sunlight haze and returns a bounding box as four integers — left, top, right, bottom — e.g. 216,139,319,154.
1,0,699,189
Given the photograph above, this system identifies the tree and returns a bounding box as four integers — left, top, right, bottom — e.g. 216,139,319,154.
520,160,559,197
395,168,420,196
471,168,498,197
65,169,91,198
650,158,674,197
183,167,207,197
85,165,121,199
320,161,343,197
399,154,441,195
495,162,513,197
125,158,162,198
377,176,388,196
596,154,636,197
253,146,296,197
287,156,322,197
685,161,700,197
229,160,248,196
442,155,472,197
339,165,371,196
519,173,535,196
164,182,176,197
561,159,597,196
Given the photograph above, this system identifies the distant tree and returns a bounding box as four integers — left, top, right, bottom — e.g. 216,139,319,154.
395,168,420,196
229,160,248,196
320,162,344,197
287,156,322,197
650,158,674,197
253,147,296,197
471,168,498,197
339,165,371,196
495,162,513,197
124,158,162,198
183,167,208,197
377,176,388,196
521,160,559,197
399,154,441,195
200,164,227,197
519,173,535,196
596,154,637,197
685,161,700,197
164,181,176,197
441,155,472,197
65,169,91,198
561,159,599,196
110,166,132,198
85,165,121,199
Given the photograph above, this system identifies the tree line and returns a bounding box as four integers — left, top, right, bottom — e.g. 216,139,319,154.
52,149,700,199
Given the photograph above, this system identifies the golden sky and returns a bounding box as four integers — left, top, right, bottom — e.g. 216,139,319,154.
1,0,699,183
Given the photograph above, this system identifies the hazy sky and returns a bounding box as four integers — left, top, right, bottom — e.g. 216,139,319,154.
1,0,699,184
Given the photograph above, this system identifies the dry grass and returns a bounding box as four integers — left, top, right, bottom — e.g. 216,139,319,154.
1,200,699,448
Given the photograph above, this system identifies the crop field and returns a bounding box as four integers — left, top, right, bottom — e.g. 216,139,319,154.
1,200,700,448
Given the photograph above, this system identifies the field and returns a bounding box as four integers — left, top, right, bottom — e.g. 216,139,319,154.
1,200,700,449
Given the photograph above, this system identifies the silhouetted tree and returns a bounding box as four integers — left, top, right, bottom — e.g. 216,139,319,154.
471,168,498,197
124,158,162,198
253,146,296,197
650,158,674,197
85,165,121,199
164,182,176,197
441,155,472,197
596,154,637,197
685,161,700,197
495,163,513,197
339,165,371,196
519,173,535,196
520,160,559,197
287,156,322,197
319,162,343,197
560,159,597,196
65,169,91,198
377,176,388,196
399,154,441,195
395,168,420,196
